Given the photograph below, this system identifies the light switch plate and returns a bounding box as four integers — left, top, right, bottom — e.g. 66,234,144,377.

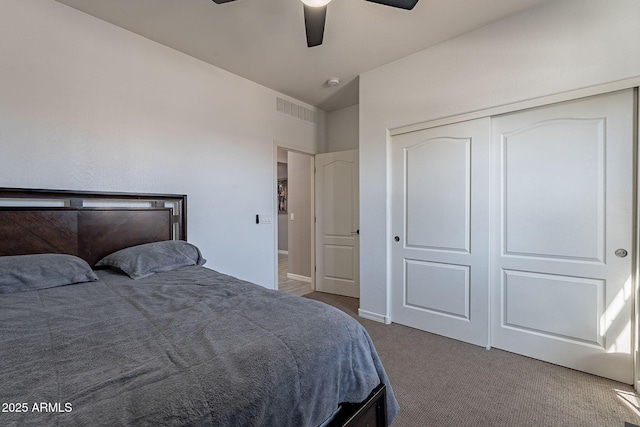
259,214,272,224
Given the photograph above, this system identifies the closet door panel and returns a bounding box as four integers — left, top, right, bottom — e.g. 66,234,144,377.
503,119,605,262
391,118,491,347
491,89,634,383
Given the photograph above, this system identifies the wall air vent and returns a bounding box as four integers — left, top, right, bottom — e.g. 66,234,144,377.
276,97,317,125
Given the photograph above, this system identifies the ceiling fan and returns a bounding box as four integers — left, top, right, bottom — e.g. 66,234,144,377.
212,0,419,47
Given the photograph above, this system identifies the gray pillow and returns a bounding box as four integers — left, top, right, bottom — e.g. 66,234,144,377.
95,240,206,280
0,254,98,294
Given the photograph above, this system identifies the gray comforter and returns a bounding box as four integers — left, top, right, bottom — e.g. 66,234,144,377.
0,266,398,426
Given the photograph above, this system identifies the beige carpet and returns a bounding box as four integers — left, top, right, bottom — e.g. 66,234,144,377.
304,291,640,427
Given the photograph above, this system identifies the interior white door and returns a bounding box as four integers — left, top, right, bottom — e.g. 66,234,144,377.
315,150,359,297
491,89,634,383
391,118,491,347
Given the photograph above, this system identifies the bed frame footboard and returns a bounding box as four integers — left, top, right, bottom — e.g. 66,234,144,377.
330,383,388,427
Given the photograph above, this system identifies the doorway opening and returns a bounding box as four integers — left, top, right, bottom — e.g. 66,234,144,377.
276,147,314,296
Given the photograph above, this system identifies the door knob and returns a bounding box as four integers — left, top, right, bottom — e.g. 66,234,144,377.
394,236,400,242
615,248,628,258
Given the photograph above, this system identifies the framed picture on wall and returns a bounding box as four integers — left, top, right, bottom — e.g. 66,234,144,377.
277,179,287,213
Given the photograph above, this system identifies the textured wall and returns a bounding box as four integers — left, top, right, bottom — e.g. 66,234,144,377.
327,104,359,152
287,151,313,278
0,0,325,289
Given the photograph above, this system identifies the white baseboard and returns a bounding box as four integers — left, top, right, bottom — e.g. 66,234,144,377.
278,250,288,255
286,273,311,283
358,309,391,325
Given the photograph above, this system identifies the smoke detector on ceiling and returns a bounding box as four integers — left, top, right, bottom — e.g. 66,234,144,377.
326,77,340,87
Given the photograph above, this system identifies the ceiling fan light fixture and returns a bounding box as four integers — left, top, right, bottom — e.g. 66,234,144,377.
301,0,331,7
213,0,419,48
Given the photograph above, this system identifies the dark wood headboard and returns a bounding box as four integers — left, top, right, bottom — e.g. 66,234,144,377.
0,188,187,267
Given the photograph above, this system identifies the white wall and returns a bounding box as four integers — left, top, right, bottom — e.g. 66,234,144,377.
359,0,640,317
0,0,325,288
327,104,359,152
277,156,288,252
287,151,313,278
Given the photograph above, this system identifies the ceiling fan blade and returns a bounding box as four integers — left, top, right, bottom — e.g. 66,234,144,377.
212,0,237,4
364,0,418,10
303,4,327,47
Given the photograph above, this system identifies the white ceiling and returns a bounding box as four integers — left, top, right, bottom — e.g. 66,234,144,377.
54,0,553,112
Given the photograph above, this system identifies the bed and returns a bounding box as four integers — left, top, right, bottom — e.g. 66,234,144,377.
0,188,398,427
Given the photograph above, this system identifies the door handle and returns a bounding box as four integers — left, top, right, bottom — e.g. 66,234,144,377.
615,248,628,258
394,236,400,242
350,229,359,235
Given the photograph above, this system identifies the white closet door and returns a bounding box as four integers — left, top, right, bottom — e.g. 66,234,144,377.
391,118,491,347
491,89,634,383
